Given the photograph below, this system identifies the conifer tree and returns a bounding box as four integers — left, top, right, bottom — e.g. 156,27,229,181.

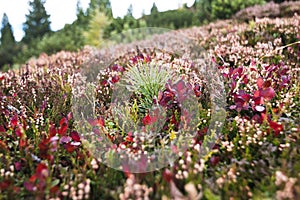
0,13,15,47
88,0,113,18
23,0,51,43
0,13,16,68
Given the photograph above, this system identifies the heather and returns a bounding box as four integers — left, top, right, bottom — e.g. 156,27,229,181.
0,13,299,200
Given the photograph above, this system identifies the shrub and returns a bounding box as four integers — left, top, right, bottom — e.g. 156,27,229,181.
234,1,280,22
234,1,300,22
211,0,265,19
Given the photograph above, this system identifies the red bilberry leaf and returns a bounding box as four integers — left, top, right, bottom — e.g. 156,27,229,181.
50,185,60,194
269,121,283,136
64,143,76,153
111,75,120,84
88,117,105,127
163,169,172,183
15,128,23,137
59,117,68,127
36,163,48,175
257,77,264,89
142,114,152,126
58,118,68,136
49,124,57,137
260,87,275,101
24,181,36,192
10,115,18,127
70,131,80,142
101,80,108,86
19,139,27,148
0,126,5,133
210,156,220,166
15,162,22,171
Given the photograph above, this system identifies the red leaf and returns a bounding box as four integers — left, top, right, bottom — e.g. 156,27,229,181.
163,169,172,183
269,121,283,136
10,115,18,127
0,74,4,81
70,131,80,142
210,156,220,166
0,126,5,133
19,139,27,148
58,125,68,136
257,77,264,89
260,87,275,101
49,124,57,137
111,75,120,83
29,174,37,183
15,128,23,137
15,162,22,171
0,180,11,190
142,114,152,126
58,118,68,136
50,185,60,194
101,80,108,86
36,163,48,175
24,181,36,192
64,143,76,153
88,117,105,127
253,96,264,105
263,80,272,88
125,135,133,142
175,79,185,91
59,117,68,127
243,75,249,84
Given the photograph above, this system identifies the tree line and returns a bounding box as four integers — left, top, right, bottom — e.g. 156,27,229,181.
0,0,287,70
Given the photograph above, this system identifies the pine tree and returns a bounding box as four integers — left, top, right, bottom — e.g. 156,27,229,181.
0,13,16,68
76,0,88,25
148,3,159,27
22,0,51,44
0,13,15,47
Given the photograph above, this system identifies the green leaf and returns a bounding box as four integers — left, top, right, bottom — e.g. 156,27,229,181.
51,179,60,187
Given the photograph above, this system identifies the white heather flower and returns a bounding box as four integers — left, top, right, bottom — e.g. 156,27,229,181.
78,183,85,189
216,176,225,187
84,185,90,194
275,171,288,186
0,169,5,176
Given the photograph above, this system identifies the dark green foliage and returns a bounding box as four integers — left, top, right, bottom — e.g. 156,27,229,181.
211,0,265,19
0,13,15,47
0,13,16,68
193,0,213,24
103,5,146,40
22,0,51,44
88,0,113,18
14,1,88,64
144,7,194,29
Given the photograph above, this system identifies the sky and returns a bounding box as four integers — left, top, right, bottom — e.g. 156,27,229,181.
0,0,195,42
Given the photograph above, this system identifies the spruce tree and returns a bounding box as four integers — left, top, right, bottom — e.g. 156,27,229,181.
22,0,51,44
0,13,16,68
0,13,15,47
